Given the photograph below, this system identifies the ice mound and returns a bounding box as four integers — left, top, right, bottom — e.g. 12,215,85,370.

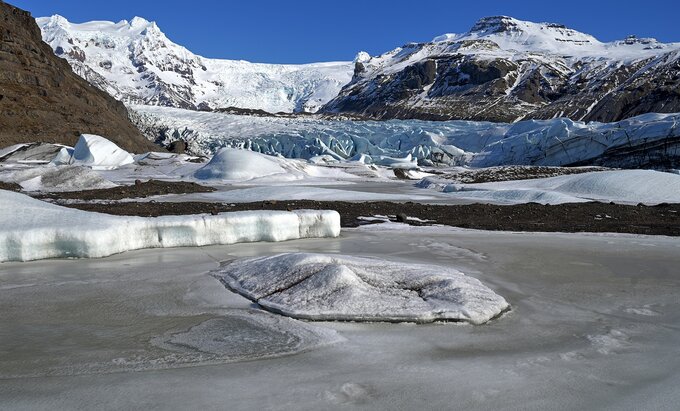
0,190,340,262
54,134,134,170
194,148,286,180
2,166,117,192
214,253,509,324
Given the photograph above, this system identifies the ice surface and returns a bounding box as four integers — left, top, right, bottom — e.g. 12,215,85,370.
418,169,680,205
51,134,135,170
214,253,509,324
2,224,680,409
0,190,340,262
150,310,343,366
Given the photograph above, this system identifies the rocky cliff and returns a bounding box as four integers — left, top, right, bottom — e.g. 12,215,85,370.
0,1,157,152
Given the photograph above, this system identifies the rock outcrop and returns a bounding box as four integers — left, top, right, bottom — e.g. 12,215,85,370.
0,1,157,152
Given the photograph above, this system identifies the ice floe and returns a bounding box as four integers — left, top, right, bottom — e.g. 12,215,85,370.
214,253,509,324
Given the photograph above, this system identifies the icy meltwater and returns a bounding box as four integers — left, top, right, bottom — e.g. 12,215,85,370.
1,226,680,410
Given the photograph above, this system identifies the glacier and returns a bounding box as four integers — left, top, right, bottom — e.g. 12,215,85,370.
0,190,340,262
132,105,680,168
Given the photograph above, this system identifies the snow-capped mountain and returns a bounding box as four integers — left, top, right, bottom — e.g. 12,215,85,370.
322,16,680,122
36,15,354,113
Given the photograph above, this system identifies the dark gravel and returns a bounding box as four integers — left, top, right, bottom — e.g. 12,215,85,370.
62,200,680,236
0,181,22,192
38,179,215,201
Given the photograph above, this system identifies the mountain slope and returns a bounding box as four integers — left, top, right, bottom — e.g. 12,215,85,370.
0,1,157,153
322,16,680,123
36,15,353,113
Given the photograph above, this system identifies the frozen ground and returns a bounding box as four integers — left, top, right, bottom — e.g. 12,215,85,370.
1,225,679,410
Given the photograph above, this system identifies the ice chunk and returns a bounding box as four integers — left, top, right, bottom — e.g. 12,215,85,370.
194,148,286,180
0,142,67,164
0,190,340,262
214,253,509,325
68,134,134,170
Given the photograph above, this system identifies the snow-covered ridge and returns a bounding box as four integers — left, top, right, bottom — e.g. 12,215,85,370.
36,15,353,113
430,16,676,59
0,190,341,262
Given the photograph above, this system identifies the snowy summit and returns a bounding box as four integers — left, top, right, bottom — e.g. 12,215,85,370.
36,15,354,113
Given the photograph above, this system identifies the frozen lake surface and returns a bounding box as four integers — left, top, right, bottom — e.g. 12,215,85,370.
1,225,679,410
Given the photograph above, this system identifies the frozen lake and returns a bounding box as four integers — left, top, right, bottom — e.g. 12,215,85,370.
1,225,680,410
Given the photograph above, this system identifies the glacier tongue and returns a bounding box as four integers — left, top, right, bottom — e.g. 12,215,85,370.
132,105,680,169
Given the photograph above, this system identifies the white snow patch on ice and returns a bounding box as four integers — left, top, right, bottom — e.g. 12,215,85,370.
214,253,509,324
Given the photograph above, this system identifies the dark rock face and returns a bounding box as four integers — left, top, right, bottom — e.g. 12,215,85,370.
322,35,680,123
0,1,157,152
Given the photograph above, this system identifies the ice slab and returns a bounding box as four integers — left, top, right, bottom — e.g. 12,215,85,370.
0,190,340,262
214,253,509,324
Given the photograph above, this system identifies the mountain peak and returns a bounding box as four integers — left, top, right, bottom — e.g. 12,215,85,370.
43,14,70,28
469,16,522,35
129,16,152,29
430,16,600,55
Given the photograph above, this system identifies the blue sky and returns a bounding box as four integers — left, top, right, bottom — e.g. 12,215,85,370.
12,0,680,63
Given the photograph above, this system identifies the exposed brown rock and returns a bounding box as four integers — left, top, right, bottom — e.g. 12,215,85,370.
0,1,159,153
